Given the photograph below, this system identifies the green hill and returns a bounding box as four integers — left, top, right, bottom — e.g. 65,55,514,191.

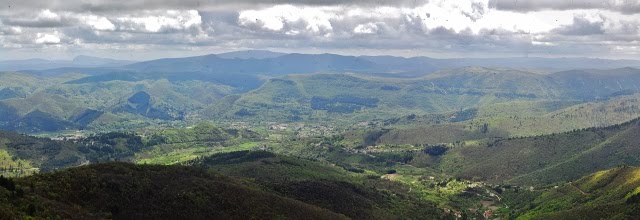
366,93,640,146
0,123,261,176
550,67,640,100
428,118,640,186
221,67,640,126
422,67,560,98
517,166,640,219
0,72,235,132
191,150,445,220
3,67,640,133
221,68,558,123
0,163,347,219
0,130,83,175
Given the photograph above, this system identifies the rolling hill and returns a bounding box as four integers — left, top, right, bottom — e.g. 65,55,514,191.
122,53,377,76
424,118,640,186
2,51,640,137
0,56,132,72
18,50,640,78
0,123,261,176
550,67,640,100
192,150,445,219
0,72,238,132
517,166,640,219
215,50,286,59
1,116,640,219
219,67,640,124
0,163,348,219
361,92,640,146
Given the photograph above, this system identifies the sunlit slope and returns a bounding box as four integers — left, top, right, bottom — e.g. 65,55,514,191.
221,67,640,123
372,93,640,145
220,68,563,121
435,118,640,186
519,166,640,219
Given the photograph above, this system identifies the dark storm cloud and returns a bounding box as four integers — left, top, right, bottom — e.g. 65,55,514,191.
490,0,640,14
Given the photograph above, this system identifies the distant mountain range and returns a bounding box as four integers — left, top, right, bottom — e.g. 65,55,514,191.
3,65,640,133
4,51,640,75
3,50,640,133
0,55,133,71
215,50,286,59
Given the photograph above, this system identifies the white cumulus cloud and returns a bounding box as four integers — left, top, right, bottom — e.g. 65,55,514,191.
83,15,116,31
353,23,379,34
114,10,202,33
238,5,334,35
1,0,640,59
35,32,61,44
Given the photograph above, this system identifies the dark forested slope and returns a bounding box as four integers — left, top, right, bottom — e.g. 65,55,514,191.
0,163,347,220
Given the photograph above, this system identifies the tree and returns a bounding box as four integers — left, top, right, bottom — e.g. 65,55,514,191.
27,204,36,216
0,175,15,191
480,123,489,133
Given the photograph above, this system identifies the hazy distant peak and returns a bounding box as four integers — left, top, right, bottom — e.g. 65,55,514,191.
72,55,101,62
613,67,640,72
553,67,640,76
216,50,286,60
429,66,535,76
72,55,130,65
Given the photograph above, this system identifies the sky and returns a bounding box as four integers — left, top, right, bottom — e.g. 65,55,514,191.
0,0,639,60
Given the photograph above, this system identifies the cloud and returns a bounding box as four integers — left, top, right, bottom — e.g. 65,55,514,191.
553,15,605,36
234,1,493,37
6,0,639,14
1,0,427,12
1,9,201,33
1,0,640,60
0,26,21,35
35,31,62,44
491,0,640,14
238,5,334,36
82,15,116,31
489,0,640,14
1,9,75,27
353,23,380,34
402,0,490,33
113,10,202,33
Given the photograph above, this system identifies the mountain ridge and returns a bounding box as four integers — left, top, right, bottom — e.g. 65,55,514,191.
12,50,640,76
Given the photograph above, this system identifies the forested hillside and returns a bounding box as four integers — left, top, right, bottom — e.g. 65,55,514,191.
518,166,640,219
432,118,640,186
0,163,348,219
